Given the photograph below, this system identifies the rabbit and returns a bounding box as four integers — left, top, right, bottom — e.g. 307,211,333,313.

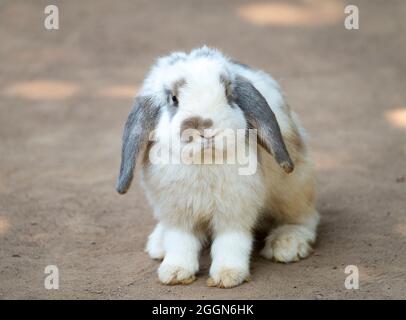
116,46,319,288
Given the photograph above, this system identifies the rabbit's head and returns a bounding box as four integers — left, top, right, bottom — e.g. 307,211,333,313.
116,47,293,194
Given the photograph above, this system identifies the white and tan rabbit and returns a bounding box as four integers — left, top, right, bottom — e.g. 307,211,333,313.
116,47,319,288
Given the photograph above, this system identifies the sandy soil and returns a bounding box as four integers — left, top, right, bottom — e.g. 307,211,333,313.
0,0,405,299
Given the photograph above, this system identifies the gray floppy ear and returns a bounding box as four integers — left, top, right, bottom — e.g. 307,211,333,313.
116,96,160,194
233,76,294,173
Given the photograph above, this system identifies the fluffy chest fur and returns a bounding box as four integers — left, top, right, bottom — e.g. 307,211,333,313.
141,161,266,232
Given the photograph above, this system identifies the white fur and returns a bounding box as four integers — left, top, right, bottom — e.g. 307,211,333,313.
158,228,201,284
145,223,165,260
135,46,319,288
208,231,252,288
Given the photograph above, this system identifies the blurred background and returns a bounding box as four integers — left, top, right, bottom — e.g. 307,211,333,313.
0,0,405,299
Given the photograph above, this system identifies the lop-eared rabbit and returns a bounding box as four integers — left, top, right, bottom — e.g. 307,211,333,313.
116,47,319,288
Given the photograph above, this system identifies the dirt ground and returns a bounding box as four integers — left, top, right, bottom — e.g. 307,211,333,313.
0,0,405,299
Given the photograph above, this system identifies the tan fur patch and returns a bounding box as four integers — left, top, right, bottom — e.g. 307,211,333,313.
141,140,155,167
206,269,250,288
167,275,196,285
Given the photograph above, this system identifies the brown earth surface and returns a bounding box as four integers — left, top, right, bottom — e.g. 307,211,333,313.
0,0,405,299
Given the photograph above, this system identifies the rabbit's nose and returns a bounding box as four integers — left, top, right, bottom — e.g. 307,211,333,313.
180,116,213,132
180,116,213,143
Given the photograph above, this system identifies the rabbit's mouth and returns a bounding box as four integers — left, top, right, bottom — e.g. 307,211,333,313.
181,135,215,150
200,136,215,150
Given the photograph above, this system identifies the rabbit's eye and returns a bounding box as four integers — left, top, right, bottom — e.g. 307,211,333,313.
172,95,178,105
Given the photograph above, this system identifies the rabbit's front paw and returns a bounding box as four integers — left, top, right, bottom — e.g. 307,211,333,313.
158,263,196,285
207,268,250,288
